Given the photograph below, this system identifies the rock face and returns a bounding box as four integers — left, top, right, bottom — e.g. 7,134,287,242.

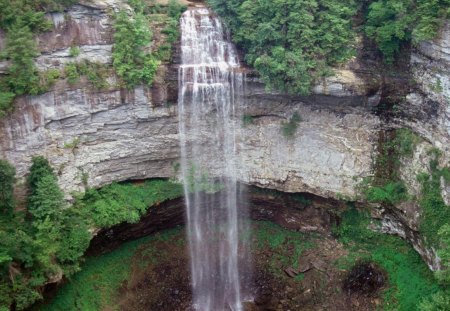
0,86,180,194
237,87,379,199
382,21,450,270
399,21,450,159
0,0,382,201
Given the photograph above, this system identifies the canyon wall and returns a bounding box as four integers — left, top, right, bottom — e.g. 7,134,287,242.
1,0,450,269
0,1,381,200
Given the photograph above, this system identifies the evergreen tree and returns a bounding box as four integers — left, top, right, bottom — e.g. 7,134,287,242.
0,160,15,215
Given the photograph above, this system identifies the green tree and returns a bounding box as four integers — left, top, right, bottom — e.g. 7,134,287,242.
0,160,15,215
5,22,40,95
365,0,450,62
112,11,159,88
27,156,54,197
28,174,64,221
208,0,356,95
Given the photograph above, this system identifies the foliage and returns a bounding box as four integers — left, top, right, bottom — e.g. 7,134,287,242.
63,137,80,150
82,179,183,228
0,0,77,117
361,128,419,205
281,112,302,138
334,207,442,310
69,46,80,58
364,181,408,204
0,156,183,310
27,156,54,196
416,152,450,284
208,0,356,95
112,10,159,88
395,128,421,157
419,290,450,310
242,114,255,127
64,61,109,89
365,0,450,62
436,224,450,283
40,229,182,311
28,174,64,220
77,61,110,89
0,92,16,117
4,23,40,95
0,160,16,215
64,62,79,85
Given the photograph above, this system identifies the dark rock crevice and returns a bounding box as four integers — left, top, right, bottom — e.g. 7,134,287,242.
87,186,343,256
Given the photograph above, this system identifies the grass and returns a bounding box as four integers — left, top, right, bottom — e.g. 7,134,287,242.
334,208,442,311
40,213,444,311
39,228,183,311
253,221,314,277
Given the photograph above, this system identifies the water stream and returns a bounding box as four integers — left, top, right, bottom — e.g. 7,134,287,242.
178,7,247,311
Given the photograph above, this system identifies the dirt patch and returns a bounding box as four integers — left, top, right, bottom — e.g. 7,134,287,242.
115,223,383,310
117,234,192,311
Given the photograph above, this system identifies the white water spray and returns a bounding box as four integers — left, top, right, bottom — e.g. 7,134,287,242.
178,7,247,311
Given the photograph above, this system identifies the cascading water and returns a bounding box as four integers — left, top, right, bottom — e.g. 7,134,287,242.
178,7,248,311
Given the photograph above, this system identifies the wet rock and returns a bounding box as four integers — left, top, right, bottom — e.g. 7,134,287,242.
284,267,299,278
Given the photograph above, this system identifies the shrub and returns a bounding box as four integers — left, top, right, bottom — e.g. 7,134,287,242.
419,290,450,311
27,156,54,196
242,114,254,127
395,128,420,157
0,92,15,117
281,112,302,138
84,180,183,228
69,46,80,57
64,62,79,85
365,181,409,205
334,207,441,310
5,23,40,95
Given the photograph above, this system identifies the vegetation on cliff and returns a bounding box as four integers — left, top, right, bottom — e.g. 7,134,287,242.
208,0,450,94
0,157,182,310
360,129,450,309
112,11,160,88
208,0,357,95
365,0,450,62
0,0,78,117
0,0,186,117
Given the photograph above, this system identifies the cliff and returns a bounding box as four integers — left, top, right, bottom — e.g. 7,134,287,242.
0,0,449,271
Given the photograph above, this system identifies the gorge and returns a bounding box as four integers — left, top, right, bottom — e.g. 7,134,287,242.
0,0,450,310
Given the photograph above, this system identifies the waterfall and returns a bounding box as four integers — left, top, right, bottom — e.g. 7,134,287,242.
178,7,247,311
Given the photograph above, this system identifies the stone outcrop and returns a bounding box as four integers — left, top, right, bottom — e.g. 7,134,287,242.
0,85,180,194
398,22,450,161
237,86,379,199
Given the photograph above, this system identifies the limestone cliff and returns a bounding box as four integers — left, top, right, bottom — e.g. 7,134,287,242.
1,0,450,271
0,0,381,200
